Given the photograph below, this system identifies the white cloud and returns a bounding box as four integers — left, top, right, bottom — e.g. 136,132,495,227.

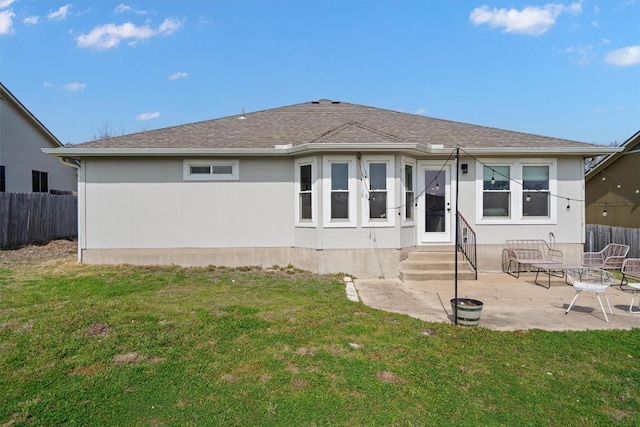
63,82,87,91
199,15,214,26
48,4,72,21
137,111,160,121
157,18,182,34
115,4,148,15
605,45,640,66
43,82,54,88
0,0,15,8
0,9,14,34
416,108,428,116
470,2,583,36
563,45,595,65
23,15,39,25
76,18,183,50
169,71,188,80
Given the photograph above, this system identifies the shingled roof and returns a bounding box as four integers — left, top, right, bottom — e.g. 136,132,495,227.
72,99,601,152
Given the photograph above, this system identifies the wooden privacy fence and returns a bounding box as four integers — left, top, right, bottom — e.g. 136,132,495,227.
585,224,640,258
0,193,77,249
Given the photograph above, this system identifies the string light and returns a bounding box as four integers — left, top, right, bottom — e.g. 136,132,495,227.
602,203,608,217
617,182,621,189
601,174,606,181
636,184,639,194
566,199,571,212
385,147,587,215
525,193,531,202
435,180,440,191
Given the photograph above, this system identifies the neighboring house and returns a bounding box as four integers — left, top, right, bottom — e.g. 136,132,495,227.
585,130,640,228
0,82,77,194
44,100,615,278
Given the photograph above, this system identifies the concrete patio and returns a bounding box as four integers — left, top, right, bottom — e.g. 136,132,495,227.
353,272,640,331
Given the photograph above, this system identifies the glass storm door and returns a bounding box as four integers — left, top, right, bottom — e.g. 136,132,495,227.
419,164,452,243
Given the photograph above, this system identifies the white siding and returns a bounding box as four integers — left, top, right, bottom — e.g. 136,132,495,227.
78,154,586,274
0,98,76,193
458,157,584,245
83,158,294,249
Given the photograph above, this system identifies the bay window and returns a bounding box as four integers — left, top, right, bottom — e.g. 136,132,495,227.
361,155,395,227
331,163,350,219
403,162,415,222
294,157,317,226
323,156,356,227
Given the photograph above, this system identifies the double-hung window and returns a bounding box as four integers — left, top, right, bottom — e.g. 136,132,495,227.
403,161,415,223
323,156,356,227
331,163,350,219
361,155,395,227
522,166,550,217
477,159,556,224
482,165,510,217
32,170,48,193
369,163,387,219
294,157,317,226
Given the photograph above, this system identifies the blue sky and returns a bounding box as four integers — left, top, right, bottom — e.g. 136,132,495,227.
0,0,638,146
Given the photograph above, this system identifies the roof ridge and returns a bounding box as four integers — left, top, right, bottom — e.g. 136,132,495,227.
308,121,404,144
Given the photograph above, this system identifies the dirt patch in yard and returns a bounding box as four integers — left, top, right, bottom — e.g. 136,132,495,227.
0,239,76,265
113,352,148,365
85,323,112,337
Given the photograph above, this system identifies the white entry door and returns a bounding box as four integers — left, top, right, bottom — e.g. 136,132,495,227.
418,163,453,244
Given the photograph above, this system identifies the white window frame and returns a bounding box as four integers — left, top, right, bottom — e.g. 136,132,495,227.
522,164,551,218
323,156,357,228
183,159,239,181
475,158,557,225
481,163,512,219
361,155,396,227
402,157,416,226
294,157,317,227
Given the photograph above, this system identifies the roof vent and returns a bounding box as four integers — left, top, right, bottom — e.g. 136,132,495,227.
311,101,320,104
331,101,340,104
238,107,247,120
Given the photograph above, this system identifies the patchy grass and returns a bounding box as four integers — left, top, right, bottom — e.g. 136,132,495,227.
0,257,639,426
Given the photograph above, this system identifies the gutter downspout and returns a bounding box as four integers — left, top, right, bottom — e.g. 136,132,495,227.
59,157,83,262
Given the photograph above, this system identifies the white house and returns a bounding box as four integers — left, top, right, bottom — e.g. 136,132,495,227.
44,100,615,278
0,82,77,194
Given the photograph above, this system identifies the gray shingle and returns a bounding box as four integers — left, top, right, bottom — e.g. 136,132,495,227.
75,99,596,149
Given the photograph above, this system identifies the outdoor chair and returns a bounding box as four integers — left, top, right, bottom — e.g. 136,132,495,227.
627,283,640,314
621,259,640,313
582,243,629,270
565,267,615,322
621,258,640,286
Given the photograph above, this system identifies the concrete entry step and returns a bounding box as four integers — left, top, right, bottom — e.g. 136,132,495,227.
399,246,475,282
401,269,477,281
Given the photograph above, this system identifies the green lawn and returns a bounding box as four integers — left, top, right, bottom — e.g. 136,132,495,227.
1,257,639,426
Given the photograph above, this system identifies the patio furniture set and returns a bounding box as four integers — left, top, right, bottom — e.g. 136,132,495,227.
504,241,640,322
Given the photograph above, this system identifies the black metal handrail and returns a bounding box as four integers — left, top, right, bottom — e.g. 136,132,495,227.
457,211,478,280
